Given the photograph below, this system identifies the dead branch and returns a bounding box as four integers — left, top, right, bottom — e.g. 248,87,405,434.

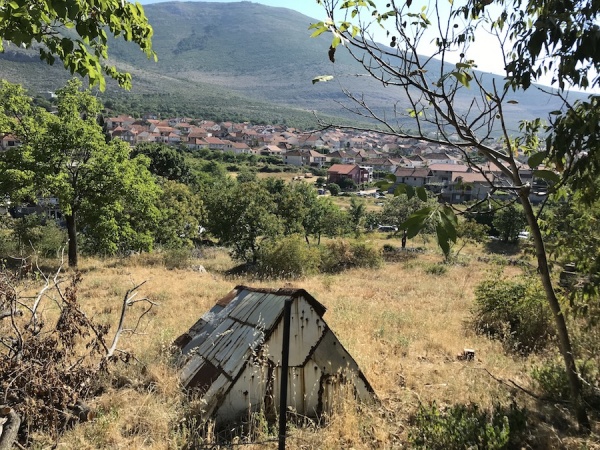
0,310,22,321
104,281,148,361
0,406,20,450
475,367,543,401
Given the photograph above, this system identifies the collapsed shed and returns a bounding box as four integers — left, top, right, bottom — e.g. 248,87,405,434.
174,285,375,424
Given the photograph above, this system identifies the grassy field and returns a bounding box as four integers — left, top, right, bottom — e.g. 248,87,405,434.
11,238,599,449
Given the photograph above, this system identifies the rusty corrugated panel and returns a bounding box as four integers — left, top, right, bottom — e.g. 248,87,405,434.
216,287,240,307
186,359,222,392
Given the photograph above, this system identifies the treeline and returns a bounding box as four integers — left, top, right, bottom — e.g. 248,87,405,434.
0,79,418,269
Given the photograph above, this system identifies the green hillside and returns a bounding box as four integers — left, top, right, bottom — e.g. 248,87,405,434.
0,1,587,130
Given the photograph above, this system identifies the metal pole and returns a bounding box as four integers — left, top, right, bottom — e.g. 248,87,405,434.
278,298,293,450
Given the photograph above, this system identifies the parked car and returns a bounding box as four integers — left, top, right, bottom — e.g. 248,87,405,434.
377,225,398,232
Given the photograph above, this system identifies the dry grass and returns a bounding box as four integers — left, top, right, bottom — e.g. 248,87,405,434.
21,241,598,448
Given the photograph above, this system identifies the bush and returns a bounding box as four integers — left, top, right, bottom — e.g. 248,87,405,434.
531,361,600,411
12,215,67,258
409,401,528,450
320,239,382,273
327,183,341,196
162,247,193,270
255,235,320,279
471,275,554,354
424,263,447,276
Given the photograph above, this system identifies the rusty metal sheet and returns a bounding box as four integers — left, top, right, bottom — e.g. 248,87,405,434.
185,358,222,392
267,296,325,366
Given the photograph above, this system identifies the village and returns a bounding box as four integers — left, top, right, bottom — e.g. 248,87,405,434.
98,113,546,204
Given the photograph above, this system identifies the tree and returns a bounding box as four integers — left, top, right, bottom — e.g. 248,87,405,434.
0,0,155,90
311,0,597,430
204,179,281,264
153,179,205,249
338,177,358,191
492,203,527,243
132,143,192,183
348,196,367,236
381,193,436,248
303,197,341,244
0,79,160,267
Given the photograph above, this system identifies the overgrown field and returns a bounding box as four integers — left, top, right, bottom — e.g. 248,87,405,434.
4,239,599,449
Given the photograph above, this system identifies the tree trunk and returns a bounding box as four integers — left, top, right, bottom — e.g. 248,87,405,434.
401,230,407,249
518,190,590,432
65,213,78,268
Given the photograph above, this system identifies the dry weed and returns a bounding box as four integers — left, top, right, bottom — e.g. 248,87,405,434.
22,244,594,448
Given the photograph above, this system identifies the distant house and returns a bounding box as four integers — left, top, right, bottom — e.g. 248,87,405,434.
203,136,227,151
427,163,469,184
443,172,494,203
260,145,284,156
111,128,137,145
1,134,21,151
283,150,306,167
327,164,370,185
174,285,375,424
362,157,402,173
231,142,255,155
421,152,460,165
327,150,356,164
392,167,430,189
105,115,136,131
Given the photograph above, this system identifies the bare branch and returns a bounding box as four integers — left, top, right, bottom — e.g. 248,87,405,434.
104,281,149,361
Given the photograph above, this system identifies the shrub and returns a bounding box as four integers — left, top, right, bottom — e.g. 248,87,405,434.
471,275,553,354
327,183,341,196
255,235,320,279
424,263,448,276
12,215,67,258
409,401,528,450
320,239,382,273
162,247,193,270
531,361,600,412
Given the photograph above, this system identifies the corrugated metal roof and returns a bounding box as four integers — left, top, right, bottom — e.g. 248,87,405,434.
176,286,327,384
174,285,373,422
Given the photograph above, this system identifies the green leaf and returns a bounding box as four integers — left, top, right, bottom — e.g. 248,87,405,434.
310,25,329,38
507,99,519,104
312,75,334,84
451,71,472,88
527,151,547,168
402,207,432,238
436,223,451,256
416,186,427,202
533,169,560,184
394,184,406,196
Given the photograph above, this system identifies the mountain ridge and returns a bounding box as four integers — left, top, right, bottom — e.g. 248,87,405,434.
0,1,586,130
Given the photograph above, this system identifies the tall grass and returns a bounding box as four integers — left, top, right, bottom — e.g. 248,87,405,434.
21,245,584,448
